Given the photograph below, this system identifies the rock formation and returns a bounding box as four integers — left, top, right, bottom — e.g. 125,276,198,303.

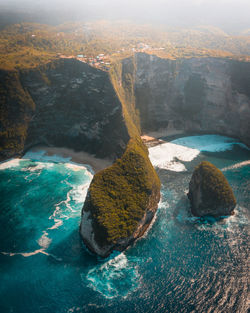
188,161,236,217
80,138,161,257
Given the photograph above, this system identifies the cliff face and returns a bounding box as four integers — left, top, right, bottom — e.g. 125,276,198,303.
2,54,250,160
188,161,236,217
135,53,250,146
0,59,129,160
80,57,161,257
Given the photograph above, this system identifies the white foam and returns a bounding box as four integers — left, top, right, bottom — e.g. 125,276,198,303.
70,182,90,204
65,163,91,174
27,163,46,171
85,253,139,299
149,142,199,171
149,135,249,171
47,219,63,230
2,249,50,257
23,150,94,176
38,231,52,249
222,160,250,171
0,158,21,170
1,248,50,258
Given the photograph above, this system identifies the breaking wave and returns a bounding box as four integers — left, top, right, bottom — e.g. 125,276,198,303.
149,134,249,171
85,253,140,299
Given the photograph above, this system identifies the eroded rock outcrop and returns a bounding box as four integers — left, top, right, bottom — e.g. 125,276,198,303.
188,161,236,217
80,138,161,257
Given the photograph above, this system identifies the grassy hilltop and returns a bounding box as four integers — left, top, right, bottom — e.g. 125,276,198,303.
1,20,250,71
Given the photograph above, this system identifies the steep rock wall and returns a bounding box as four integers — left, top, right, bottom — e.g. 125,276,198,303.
135,53,250,145
0,59,129,160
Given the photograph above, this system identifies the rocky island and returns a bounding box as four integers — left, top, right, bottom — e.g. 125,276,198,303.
188,161,236,217
80,138,160,257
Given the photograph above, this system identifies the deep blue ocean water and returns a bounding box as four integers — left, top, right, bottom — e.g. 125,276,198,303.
0,135,249,313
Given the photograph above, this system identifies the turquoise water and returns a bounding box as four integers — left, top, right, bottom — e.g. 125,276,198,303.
0,135,249,313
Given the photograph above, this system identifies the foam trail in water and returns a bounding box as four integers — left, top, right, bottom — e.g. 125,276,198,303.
1,229,52,258
47,219,63,230
222,160,250,171
1,249,50,257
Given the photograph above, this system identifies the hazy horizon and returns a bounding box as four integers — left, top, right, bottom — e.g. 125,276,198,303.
0,0,250,33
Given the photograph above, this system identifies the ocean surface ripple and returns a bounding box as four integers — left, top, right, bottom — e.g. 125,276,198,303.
0,135,249,313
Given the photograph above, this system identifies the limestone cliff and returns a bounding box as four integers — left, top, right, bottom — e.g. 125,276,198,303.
0,58,129,161
134,53,250,146
188,161,236,217
80,138,161,257
2,54,250,159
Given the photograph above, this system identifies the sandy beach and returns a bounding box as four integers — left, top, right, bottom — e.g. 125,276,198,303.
142,128,185,140
29,146,112,173
141,128,185,147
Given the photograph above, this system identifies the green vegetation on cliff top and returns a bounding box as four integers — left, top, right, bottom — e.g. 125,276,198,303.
1,21,250,71
195,161,236,209
84,138,160,245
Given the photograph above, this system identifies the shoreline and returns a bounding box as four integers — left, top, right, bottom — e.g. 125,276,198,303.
27,146,112,173
141,129,185,147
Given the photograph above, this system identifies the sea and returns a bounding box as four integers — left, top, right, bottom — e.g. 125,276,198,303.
0,135,249,313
